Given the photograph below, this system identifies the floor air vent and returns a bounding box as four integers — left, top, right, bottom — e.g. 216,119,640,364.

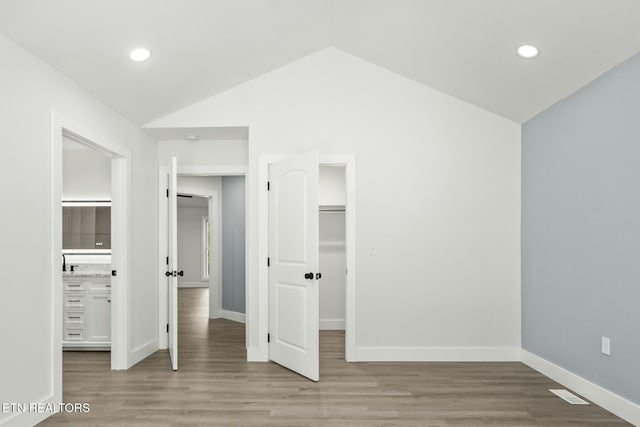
549,389,589,405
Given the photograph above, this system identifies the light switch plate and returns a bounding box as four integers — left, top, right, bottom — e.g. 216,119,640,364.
601,336,611,356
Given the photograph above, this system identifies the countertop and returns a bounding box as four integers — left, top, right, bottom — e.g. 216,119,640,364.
63,272,111,278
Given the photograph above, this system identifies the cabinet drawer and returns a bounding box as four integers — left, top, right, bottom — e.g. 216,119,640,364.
64,310,85,324
64,328,85,341
64,294,85,308
88,280,111,292
64,281,86,291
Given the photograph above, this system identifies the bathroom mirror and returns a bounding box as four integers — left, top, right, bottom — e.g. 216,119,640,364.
62,202,111,250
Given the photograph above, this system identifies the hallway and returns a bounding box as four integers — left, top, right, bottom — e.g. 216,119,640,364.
39,289,628,426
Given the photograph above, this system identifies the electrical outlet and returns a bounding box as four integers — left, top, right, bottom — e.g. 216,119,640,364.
601,337,611,356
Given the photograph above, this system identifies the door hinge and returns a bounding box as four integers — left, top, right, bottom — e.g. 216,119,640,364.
166,188,169,198
267,333,270,343
166,256,169,265
267,181,270,191
111,270,117,277
166,324,169,333
267,257,270,267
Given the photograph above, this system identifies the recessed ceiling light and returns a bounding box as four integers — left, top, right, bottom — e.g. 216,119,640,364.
516,45,539,59
129,48,151,62
184,133,199,141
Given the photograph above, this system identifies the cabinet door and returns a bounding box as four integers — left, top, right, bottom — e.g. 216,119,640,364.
86,294,111,342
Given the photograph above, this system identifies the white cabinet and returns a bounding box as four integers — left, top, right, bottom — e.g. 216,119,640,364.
62,277,111,349
86,293,111,342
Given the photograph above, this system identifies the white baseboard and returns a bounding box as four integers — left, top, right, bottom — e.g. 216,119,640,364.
220,309,246,324
0,393,55,427
521,350,640,426
320,318,345,330
128,338,158,368
352,346,521,362
247,346,268,362
178,281,208,288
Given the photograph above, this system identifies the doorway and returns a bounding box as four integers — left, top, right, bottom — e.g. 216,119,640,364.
176,194,212,291
265,152,355,381
158,165,248,369
52,113,131,405
61,136,113,354
319,165,346,332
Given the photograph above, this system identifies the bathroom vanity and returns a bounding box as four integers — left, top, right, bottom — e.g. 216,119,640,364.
62,200,112,350
62,267,111,350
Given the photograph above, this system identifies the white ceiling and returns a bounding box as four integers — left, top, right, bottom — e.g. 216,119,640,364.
1,0,639,124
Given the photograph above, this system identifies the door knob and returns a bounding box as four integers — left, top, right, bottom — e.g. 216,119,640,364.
165,271,172,277
315,273,322,280
304,272,314,280
178,270,184,277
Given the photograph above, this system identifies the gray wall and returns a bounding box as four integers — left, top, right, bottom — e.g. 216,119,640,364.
221,176,246,314
522,52,640,404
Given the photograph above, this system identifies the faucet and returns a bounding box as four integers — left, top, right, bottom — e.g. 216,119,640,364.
62,254,66,272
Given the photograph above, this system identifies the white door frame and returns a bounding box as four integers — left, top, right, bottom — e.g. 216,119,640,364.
158,165,247,349
51,111,131,405
258,153,356,362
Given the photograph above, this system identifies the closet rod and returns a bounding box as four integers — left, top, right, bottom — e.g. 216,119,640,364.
319,205,345,212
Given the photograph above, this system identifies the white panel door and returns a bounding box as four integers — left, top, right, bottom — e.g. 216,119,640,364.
168,157,178,371
269,150,320,381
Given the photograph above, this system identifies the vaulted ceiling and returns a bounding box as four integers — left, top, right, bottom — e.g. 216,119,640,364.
1,0,639,125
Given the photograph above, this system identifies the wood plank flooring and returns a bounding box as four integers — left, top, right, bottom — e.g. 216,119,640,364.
40,288,630,426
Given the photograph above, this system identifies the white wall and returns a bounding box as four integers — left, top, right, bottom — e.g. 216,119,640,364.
0,34,158,426
148,47,521,362
177,205,208,287
62,139,111,200
319,165,346,206
178,176,222,193
158,139,247,166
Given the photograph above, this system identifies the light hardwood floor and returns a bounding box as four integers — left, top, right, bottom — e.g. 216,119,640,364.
40,288,630,426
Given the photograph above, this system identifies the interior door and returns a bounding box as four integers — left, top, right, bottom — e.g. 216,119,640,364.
269,150,320,381
168,157,178,370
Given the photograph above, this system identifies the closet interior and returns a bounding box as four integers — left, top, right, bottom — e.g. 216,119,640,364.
319,165,346,330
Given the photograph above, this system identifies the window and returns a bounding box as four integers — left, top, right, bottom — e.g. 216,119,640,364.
201,216,211,280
